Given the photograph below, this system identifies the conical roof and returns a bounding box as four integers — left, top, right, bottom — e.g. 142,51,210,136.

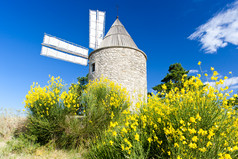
98,18,138,49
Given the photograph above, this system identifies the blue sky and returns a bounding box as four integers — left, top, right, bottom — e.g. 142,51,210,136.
1,0,238,112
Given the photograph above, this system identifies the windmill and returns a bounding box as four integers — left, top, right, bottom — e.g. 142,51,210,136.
40,10,106,66
41,9,148,107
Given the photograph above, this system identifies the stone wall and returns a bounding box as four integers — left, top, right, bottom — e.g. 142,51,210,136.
88,46,147,108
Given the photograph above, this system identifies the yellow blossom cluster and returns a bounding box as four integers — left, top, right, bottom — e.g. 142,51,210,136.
83,77,130,120
24,75,84,117
24,75,64,117
100,70,238,158
60,83,81,114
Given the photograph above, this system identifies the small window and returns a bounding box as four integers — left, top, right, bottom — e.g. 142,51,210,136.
92,63,95,72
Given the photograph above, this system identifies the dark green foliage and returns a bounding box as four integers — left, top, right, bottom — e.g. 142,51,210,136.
77,74,89,90
228,97,238,110
153,63,190,93
80,79,130,137
25,114,65,146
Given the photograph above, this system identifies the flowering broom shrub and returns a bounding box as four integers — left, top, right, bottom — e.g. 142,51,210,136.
24,75,83,117
80,77,131,136
87,71,238,158
23,75,85,145
61,82,83,115
22,76,130,148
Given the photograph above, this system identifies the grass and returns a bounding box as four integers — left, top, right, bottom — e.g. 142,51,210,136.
0,108,86,159
0,145,83,159
0,108,26,139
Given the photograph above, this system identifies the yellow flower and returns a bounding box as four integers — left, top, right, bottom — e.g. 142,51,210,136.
188,142,197,149
121,144,125,151
198,129,208,136
111,112,114,119
205,73,208,77
198,61,201,65
109,140,114,146
121,127,127,134
199,147,207,152
206,141,212,147
135,133,139,141
179,119,185,125
148,137,153,143
218,153,223,157
177,156,182,159
211,67,214,71
110,121,118,128
196,113,201,121
162,84,167,90
192,136,198,142
190,117,196,123
188,128,196,134
224,154,232,159
158,118,161,123
167,151,171,156
174,143,179,148
213,71,218,76
224,76,228,80
112,131,117,137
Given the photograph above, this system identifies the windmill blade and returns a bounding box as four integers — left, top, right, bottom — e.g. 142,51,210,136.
42,33,88,58
41,46,88,66
89,10,106,49
96,10,105,48
89,10,97,49
41,34,88,66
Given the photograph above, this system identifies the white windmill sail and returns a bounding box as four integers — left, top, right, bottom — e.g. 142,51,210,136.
41,46,88,66
89,10,106,49
41,33,88,65
40,9,106,66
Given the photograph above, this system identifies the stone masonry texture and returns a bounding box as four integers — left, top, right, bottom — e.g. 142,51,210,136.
88,46,147,108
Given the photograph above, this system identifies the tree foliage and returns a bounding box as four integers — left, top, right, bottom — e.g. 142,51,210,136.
76,74,88,90
228,97,238,110
153,63,190,93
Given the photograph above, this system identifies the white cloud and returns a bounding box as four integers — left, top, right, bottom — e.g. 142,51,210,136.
188,1,238,53
189,70,199,74
231,85,238,90
206,76,238,90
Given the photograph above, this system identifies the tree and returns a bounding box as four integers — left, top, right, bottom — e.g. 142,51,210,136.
235,98,238,110
77,74,88,90
153,63,190,93
228,97,238,110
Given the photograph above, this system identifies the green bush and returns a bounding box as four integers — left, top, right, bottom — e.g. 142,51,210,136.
87,75,238,159
21,76,130,150
80,77,131,136
3,134,40,154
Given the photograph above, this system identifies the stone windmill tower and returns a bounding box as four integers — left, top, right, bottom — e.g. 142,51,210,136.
88,17,147,105
40,10,147,106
